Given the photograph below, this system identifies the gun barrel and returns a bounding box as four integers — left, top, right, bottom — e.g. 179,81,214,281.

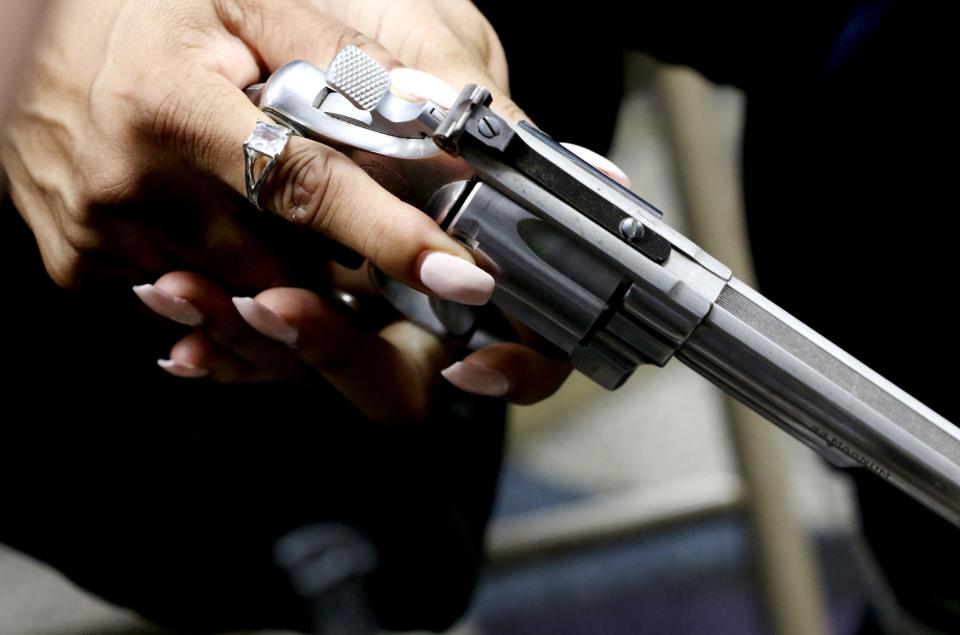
679,277,960,526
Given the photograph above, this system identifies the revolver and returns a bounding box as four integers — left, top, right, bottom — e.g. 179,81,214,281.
248,47,960,527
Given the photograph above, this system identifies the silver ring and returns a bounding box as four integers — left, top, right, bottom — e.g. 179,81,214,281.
243,120,293,210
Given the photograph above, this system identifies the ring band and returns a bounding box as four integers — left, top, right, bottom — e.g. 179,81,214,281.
243,121,293,210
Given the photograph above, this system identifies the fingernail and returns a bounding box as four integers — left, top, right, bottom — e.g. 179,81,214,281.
232,297,299,345
390,68,459,109
561,143,632,188
419,252,495,306
441,361,510,397
132,284,204,326
157,359,209,378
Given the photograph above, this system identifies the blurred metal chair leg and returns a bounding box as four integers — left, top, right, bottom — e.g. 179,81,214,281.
657,65,830,635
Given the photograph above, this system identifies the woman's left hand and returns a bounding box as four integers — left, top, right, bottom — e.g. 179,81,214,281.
136,268,572,423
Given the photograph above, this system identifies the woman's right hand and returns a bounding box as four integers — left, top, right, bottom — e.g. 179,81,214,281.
1,0,496,302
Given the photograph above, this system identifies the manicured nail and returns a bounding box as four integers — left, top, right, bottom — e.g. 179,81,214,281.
133,284,203,326
232,297,299,345
419,252,495,306
390,68,459,109
157,359,209,378
441,361,510,397
561,143,632,188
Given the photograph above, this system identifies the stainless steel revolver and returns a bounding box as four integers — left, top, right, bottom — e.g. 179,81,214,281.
248,47,960,527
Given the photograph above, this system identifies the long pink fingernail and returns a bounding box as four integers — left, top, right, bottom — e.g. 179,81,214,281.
441,361,510,397
158,359,209,378
133,284,204,326
419,252,495,306
232,297,299,345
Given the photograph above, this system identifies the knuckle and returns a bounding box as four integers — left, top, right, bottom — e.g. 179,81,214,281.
332,28,372,57
133,77,219,166
129,75,180,140
69,148,144,219
359,220,388,269
317,22,383,66
272,146,343,234
62,222,104,256
57,188,93,224
61,87,147,209
491,95,525,123
44,245,84,291
214,0,264,37
75,161,139,210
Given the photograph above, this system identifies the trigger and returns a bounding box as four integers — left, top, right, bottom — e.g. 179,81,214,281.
371,268,478,344
429,297,477,338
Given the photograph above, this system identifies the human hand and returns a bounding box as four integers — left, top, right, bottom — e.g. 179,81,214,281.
1,0,502,302
134,266,573,422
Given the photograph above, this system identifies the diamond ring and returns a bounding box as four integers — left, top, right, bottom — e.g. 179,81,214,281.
243,121,293,210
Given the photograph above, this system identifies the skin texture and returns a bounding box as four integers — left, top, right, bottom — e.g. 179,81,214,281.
2,0,574,421
0,1,46,126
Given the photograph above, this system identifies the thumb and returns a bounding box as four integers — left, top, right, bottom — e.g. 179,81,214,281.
390,67,528,124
